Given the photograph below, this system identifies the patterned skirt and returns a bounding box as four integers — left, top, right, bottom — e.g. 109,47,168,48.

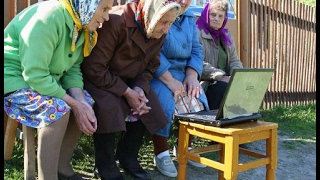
4,88,95,128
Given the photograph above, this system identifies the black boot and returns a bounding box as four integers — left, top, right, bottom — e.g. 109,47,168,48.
116,120,151,180
93,133,125,180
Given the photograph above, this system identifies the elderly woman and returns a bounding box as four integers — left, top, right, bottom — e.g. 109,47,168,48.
196,0,243,110
81,0,181,179
4,0,114,179
150,0,210,177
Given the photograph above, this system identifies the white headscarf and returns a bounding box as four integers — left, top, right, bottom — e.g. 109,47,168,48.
142,0,181,38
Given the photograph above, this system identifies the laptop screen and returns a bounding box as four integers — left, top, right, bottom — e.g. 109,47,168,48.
218,68,274,119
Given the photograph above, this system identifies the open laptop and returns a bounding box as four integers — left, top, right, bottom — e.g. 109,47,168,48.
174,68,274,127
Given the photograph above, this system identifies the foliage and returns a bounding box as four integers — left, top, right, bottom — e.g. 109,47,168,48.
296,0,316,7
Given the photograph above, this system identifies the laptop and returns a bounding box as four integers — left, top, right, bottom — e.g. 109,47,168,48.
174,68,274,127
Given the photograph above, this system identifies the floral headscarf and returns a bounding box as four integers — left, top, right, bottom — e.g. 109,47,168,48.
59,0,100,57
135,0,181,41
196,3,231,47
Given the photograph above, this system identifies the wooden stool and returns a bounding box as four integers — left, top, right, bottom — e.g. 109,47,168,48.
176,120,278,180
4,113,36,180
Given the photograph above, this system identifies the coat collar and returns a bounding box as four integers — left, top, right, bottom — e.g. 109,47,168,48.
199,29,212,40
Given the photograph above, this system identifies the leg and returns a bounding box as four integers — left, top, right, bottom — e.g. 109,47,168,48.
205,81,228,110
177,123,188,180
58,113,83,176
116,120,150,180
176,126,206,168
94,132,124,180
152,133,178,178
37,112,70,180
266,128,277,180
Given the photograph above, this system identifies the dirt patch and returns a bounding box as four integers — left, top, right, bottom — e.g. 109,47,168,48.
146,133,316,180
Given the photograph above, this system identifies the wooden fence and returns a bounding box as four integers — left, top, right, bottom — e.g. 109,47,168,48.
4,0,316,109
238,0,316,109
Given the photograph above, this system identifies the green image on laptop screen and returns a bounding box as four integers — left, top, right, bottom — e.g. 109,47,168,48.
219,68,274,119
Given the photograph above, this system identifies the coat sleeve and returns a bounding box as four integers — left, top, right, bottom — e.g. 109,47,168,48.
153,52,171,78
227,32,243,75
81,14,129,97
186,19,204,80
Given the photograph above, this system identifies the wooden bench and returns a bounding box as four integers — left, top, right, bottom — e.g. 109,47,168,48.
4,112,36,180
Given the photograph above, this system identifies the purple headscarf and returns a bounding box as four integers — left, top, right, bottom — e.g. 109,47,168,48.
196,3,231,47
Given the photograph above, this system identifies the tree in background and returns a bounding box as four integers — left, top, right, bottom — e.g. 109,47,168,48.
296,0,316,7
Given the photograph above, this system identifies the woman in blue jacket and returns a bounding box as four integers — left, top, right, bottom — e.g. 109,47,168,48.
150,0,210,177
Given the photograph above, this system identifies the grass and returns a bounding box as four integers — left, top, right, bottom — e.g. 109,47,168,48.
4,103,316,179
258,103,316,142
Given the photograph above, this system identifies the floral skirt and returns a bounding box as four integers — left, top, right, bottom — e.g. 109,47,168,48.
4,88,95,128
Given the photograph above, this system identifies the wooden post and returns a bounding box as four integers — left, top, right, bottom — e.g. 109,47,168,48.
23,125,36,180
4,117,19,160
239,0,251,68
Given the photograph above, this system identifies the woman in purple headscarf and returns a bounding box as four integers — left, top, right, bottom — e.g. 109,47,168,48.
196,0,243,110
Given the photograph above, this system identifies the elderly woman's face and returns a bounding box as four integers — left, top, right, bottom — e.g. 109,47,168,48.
209,7,226,30
87,0,114,31
151,9,178,39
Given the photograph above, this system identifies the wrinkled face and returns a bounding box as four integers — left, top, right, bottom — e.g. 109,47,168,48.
176,0,192,15
87,0,114,31
209,7,225,30
151,9,178,39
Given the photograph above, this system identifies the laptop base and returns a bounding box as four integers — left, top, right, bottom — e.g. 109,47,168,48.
175,111,261,127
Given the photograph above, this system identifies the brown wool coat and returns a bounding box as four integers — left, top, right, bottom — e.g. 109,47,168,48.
81,2,168,134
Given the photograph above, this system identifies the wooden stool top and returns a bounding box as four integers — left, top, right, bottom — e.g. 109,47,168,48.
179,120,278,135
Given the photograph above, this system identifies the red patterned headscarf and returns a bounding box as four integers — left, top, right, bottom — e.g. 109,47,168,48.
135,0,181,41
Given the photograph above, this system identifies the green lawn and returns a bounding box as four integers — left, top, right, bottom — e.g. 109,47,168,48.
4,103,316,179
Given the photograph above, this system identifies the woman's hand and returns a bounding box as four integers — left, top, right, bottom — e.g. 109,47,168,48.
158,70,185,98
166,78,185,99
220,75,231,83
62,89,97,135
124,87,151,116
71,100,97,135
184,68,202,98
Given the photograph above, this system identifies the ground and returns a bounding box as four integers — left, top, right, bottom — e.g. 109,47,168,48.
147,134,316,180
83,133,316,180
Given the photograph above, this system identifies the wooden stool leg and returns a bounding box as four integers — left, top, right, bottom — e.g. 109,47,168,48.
266,128,278,180
23,125,36,180
4,117,19,160
177,123,189,180
218,144,225,180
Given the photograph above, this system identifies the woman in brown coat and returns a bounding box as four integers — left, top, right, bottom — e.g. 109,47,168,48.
81,0,181,179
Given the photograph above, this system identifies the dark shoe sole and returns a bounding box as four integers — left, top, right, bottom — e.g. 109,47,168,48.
58,172,83,180
121,166,151,180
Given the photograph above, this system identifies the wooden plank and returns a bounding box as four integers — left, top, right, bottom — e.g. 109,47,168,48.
4,117,19,160
23,125,36,180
